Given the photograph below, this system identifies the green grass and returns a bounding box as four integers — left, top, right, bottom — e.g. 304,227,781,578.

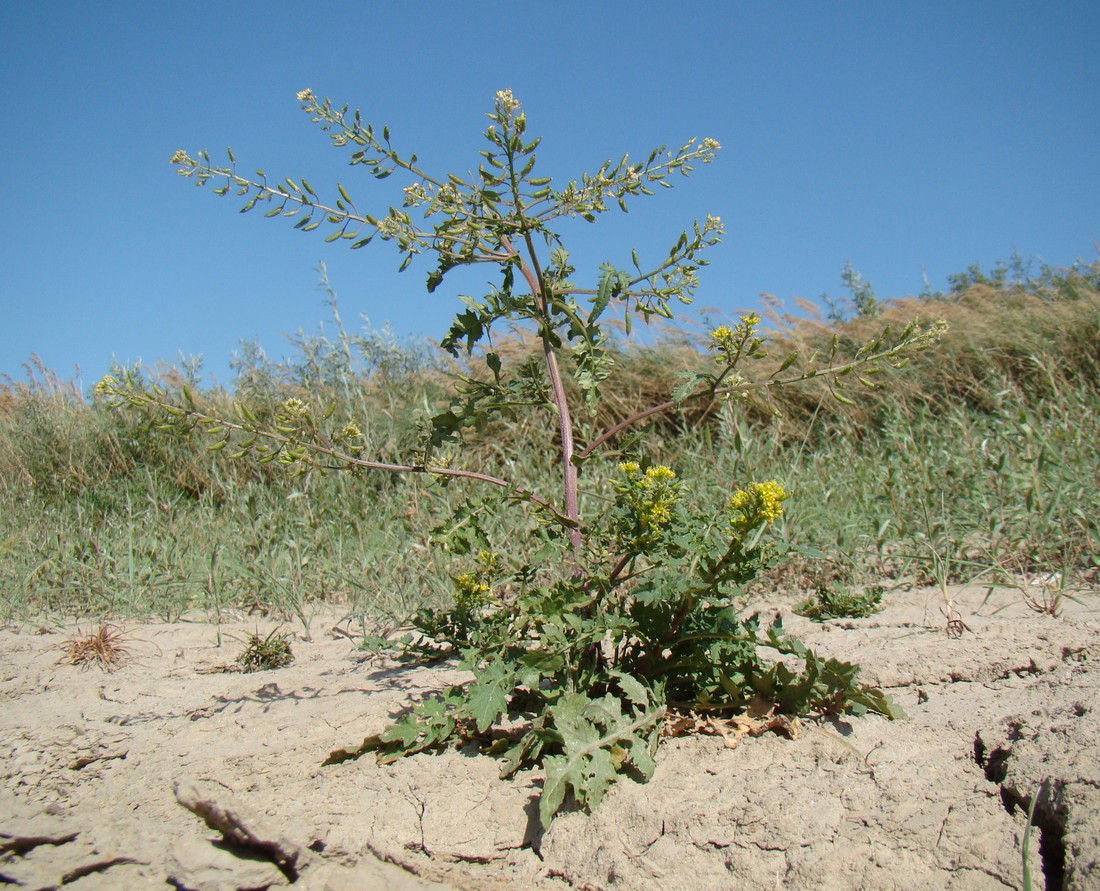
2,262,1097,626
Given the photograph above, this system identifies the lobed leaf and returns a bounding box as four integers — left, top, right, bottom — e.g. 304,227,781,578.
539,692,664,827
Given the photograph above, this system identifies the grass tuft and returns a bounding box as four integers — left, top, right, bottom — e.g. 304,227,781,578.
235,628,294,672
56,624,131,672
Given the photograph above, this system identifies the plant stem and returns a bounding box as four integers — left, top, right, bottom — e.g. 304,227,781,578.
500,235,583,562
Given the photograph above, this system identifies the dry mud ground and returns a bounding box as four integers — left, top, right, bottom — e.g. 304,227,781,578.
1,583,1098,891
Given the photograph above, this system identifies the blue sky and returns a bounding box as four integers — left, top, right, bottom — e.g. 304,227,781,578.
2,1,1097,392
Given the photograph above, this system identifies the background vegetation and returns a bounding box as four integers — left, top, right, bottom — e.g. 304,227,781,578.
2,258,1097,629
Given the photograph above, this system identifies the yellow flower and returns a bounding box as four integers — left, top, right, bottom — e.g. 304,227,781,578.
93,375,118,396
342,422,361,439
644,504,672,528
296,88,314,103
710,325,734,348
453,571,491,611
729,480,788,529
755,480,787,521
614,460,679,544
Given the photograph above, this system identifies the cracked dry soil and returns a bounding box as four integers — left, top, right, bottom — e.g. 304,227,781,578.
1,582,1097,890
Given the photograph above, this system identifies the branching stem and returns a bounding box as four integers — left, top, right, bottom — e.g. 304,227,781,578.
577,337,936,460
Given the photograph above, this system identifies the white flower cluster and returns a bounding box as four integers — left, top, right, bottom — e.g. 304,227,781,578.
495,89,521,114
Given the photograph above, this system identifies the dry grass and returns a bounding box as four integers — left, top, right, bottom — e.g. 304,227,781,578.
56,624,131,672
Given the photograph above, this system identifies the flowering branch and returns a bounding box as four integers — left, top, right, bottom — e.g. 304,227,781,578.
93,377,576,528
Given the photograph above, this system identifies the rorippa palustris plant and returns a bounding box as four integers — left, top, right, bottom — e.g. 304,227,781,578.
100,89,946,827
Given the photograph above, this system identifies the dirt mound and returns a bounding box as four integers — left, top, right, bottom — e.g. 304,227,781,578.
1,583,1096,890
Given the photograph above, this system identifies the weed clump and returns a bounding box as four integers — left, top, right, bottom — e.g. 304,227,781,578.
235,628,294,672
795,584,884,621
57,624,131,672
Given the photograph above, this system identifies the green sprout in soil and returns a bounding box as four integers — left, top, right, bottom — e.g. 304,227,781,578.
795,583,884,621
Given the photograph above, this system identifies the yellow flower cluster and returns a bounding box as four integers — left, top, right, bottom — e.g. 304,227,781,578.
618,462,675,480
93,375,118,397
645,465,676,482
618,462,679,538
453,572,490,610
452,550,500,611
709,325,736,352
729,480,787,531
709,313,761,360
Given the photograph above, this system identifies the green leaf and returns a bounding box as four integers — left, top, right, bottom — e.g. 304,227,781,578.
500,718,547,779
466,660,514,733
591,264,617,325
440,308,487,356
572,339,614,413
539,692,664,827
608,670,653,709
672,372,709,405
